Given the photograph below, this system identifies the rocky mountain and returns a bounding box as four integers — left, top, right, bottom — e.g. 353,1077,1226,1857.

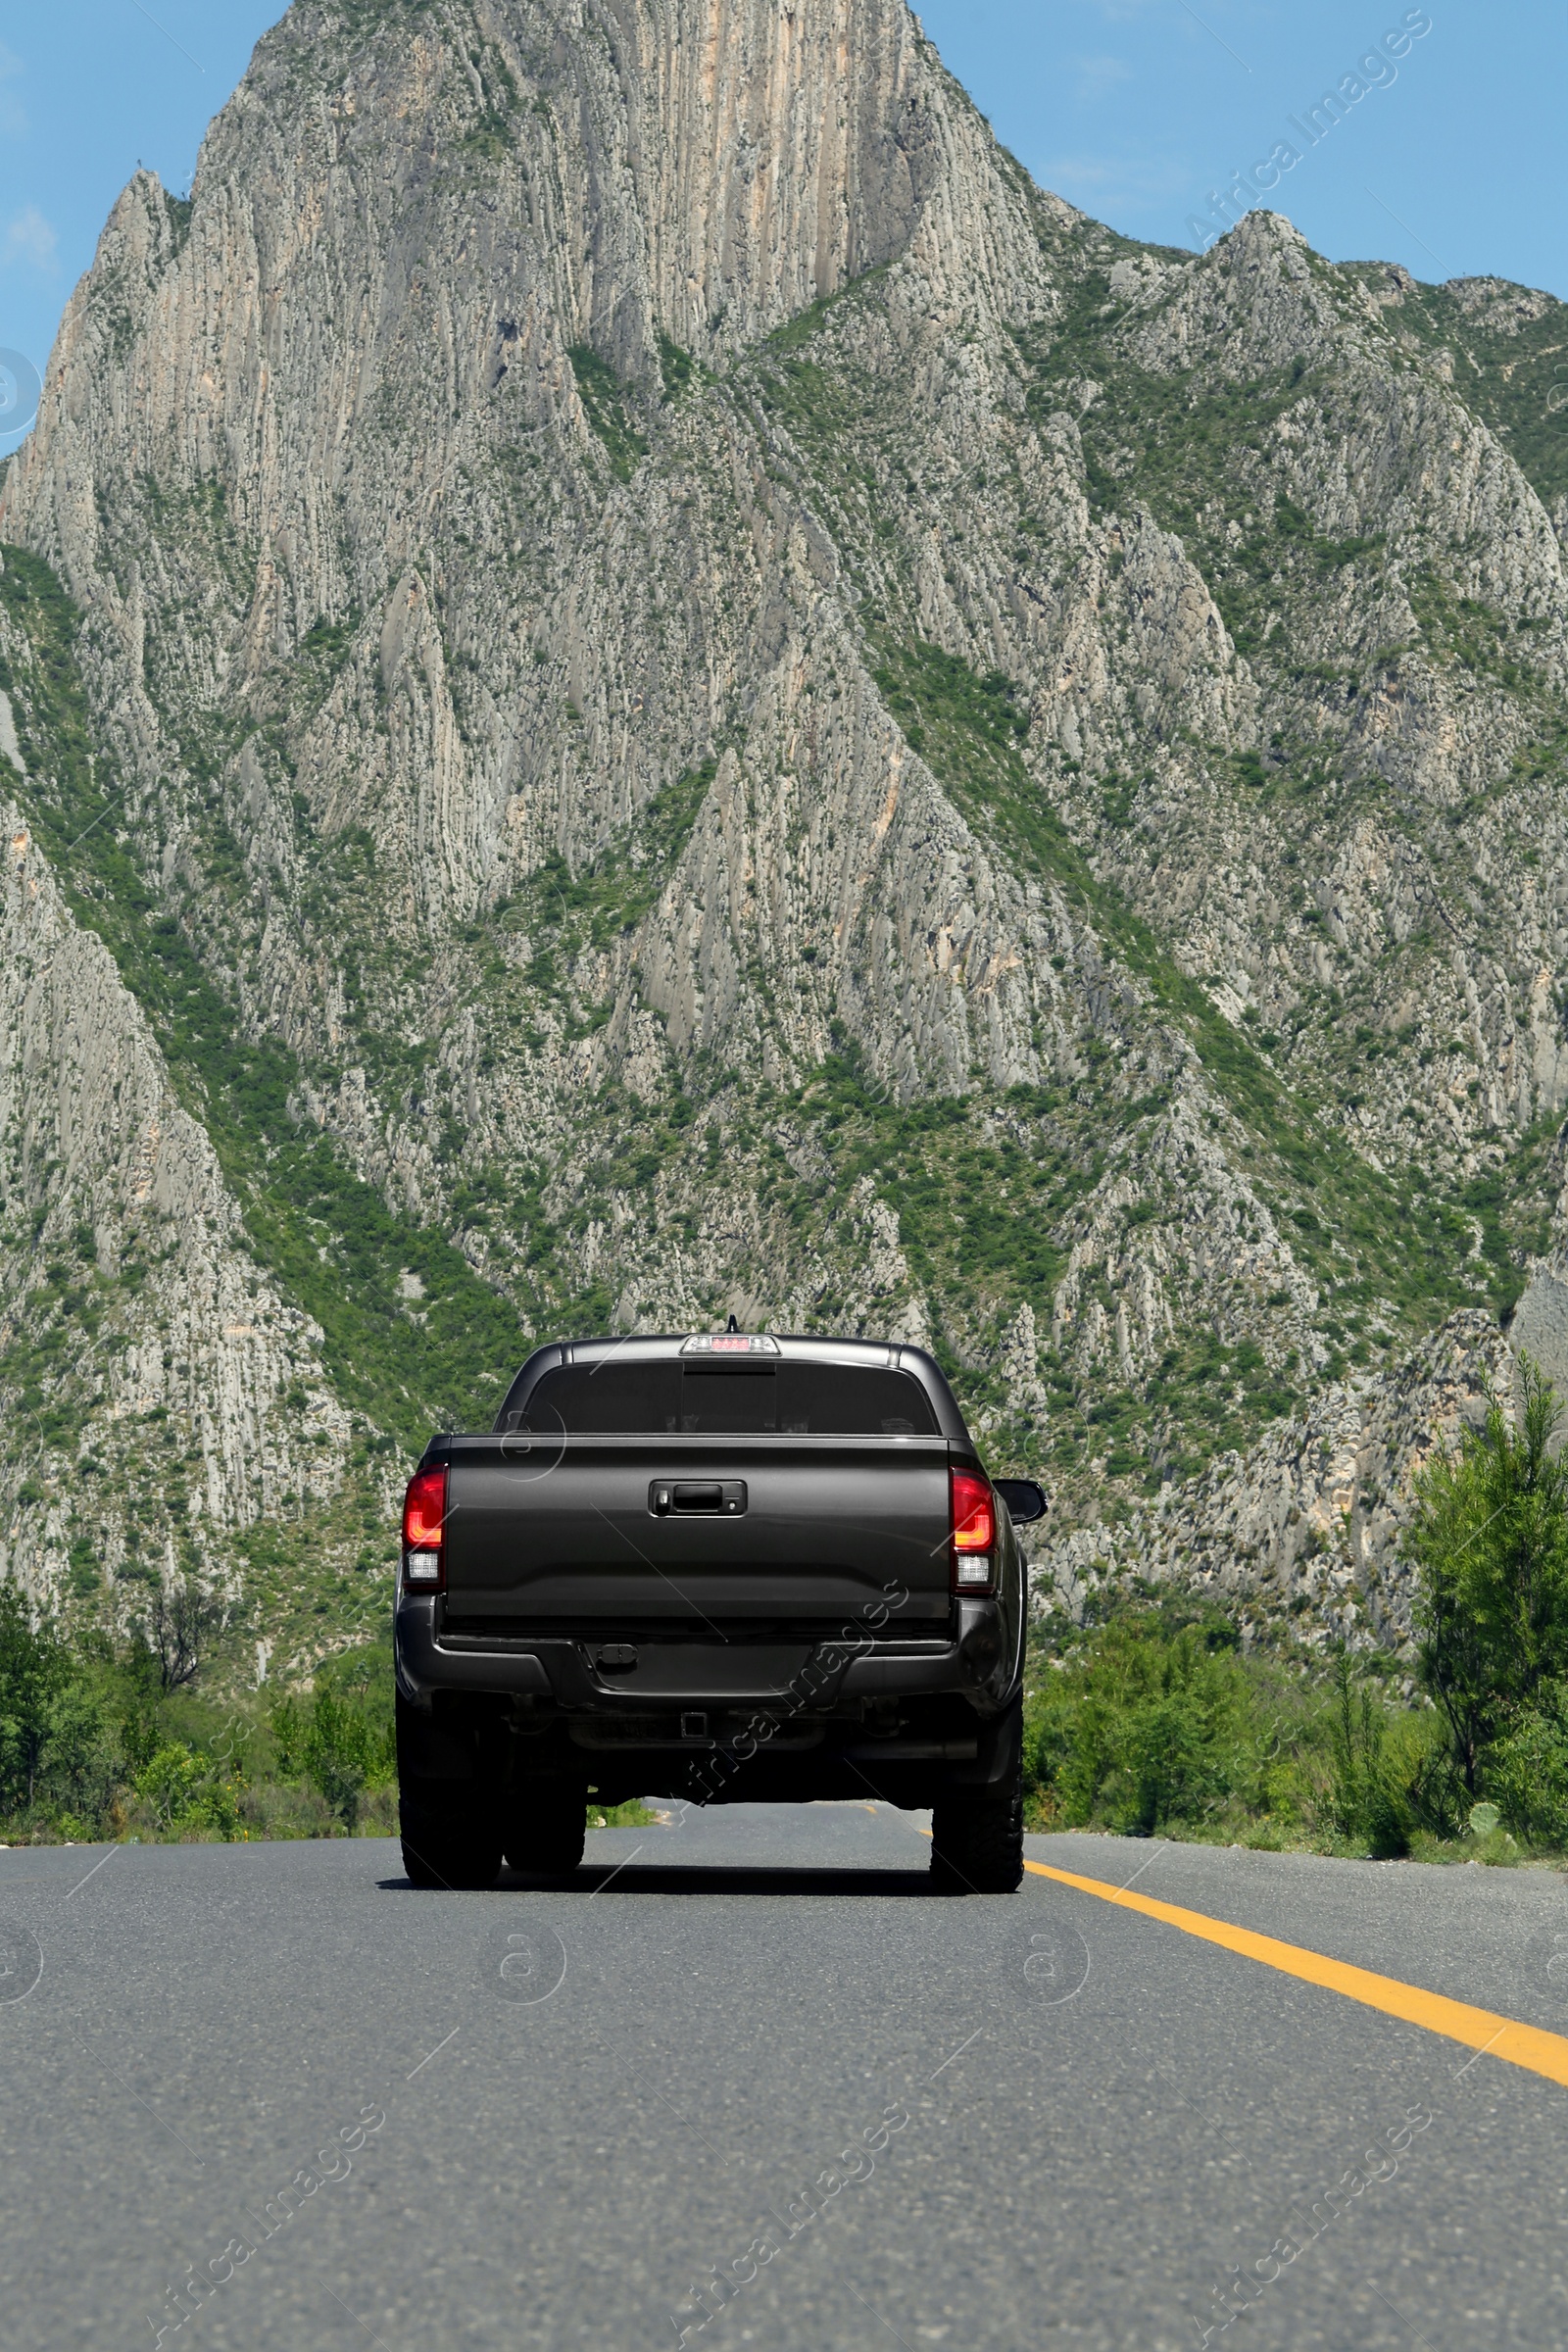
2,0,1567,1670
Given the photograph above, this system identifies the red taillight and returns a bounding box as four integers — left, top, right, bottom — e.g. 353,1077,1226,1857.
952,1470,995,1551
402,1464,448,1591
952,1469,995,1592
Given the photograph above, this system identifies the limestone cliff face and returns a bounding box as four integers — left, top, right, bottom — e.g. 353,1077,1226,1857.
1031,1312,1510,1654
2,0,1567,1637
0,0,1055,1107
0,652,347,1618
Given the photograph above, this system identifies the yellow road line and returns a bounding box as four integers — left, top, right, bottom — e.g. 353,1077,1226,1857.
1023,1858,1568,2090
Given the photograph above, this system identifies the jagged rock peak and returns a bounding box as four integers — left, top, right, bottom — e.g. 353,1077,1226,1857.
2,0,1056,611
269,0,959,360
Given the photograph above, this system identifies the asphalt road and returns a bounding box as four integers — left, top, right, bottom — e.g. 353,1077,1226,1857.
3,1805,1566,2352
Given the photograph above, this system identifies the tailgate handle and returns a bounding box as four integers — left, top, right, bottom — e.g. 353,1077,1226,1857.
650,1481,747,1516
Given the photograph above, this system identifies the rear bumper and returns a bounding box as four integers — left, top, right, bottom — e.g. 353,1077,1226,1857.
395,1592,1014,1715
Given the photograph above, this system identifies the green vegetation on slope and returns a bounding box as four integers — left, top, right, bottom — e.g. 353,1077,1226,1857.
871,629,1524,1330
0,1582,398,1841
0,545,525,1447
1350,266,1568,516
515,760,717,963
567,346,650,481
1015,274,1562,711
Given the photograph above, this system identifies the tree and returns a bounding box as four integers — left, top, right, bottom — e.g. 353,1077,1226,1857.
145,1573,227,1692
1407,1356,1568,1794
303,1688,377,1834
0,1582,73,1811
39,1681,122,1824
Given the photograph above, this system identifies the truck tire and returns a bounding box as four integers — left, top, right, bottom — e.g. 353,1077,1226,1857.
400,1801,502,1891
504,1788,586,1882
930,1781,1023,1894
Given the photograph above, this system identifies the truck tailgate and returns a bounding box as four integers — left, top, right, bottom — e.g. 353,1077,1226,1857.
439,1434,953,1630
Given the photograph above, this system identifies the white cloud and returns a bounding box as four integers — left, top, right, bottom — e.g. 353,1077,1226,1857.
2,206,58,273
1074,52,1134,102
1040,150,1198,204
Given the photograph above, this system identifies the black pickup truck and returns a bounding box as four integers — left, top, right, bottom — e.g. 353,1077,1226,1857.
394,1331,1045,1892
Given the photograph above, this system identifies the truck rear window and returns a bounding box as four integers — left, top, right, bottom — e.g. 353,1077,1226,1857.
514,1360,938,1436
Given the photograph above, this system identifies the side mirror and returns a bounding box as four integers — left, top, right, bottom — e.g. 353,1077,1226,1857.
994,1478,1048,1526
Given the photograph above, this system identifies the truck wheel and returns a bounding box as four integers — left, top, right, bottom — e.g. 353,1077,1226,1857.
400,1803,502,1891
504,1790,586,1883
930,1782,1023,1894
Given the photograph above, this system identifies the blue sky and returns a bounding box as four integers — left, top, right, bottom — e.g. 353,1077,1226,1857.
1,0,1563,458
918,0,1567,297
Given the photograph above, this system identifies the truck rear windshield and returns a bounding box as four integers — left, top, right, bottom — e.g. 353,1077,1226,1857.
513,1360,939,1437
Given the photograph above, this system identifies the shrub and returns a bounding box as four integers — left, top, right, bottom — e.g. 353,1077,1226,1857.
133,1742,239,1839
1487,1697,1568,1847
303,1689,378,1833
1026,1613,1272,1838
1408,1355,1568,1813
0,1584,73,1811
1317,1656,1445,1857
274,1643,396,1834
